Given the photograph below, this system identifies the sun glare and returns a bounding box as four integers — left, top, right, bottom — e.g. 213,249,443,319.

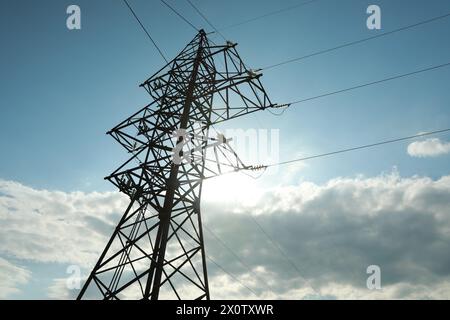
202,172,263,206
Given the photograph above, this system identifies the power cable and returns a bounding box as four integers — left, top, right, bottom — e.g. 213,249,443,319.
249,215,320,295
160,0,199,31
206,254,259,297
265,128,450,168
262,11,450,70
123,0,168,63
204,224,274,292
219,0,323,31
279,61,450,107
176,231,259,297
185,0,227,41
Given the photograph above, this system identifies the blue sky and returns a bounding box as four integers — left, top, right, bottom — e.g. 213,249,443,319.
1,0,450,300
1,0,450,192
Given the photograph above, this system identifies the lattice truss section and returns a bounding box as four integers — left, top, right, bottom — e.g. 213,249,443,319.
78,30,274,300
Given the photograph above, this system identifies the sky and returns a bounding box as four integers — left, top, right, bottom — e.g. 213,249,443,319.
1,0,450,299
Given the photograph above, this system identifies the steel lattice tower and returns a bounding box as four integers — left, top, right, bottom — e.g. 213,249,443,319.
78,30,275,300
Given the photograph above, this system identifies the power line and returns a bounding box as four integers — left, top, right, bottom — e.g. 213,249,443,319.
187,3,252,70
122,0,168,63
282,61,450,106
203,224,273,292
219,0,322,31
262,11,450,70
206,255,259,297
265,128,450,168
177,232,258,297
185,0,227,41
160,0,199,31
248,215,320,295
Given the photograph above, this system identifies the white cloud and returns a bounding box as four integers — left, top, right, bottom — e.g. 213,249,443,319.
202,171,450,299
407,138,450,157
0,180,128,267
0,257,31,298
47,278,81,300
2,171,450,299
47,279,71,300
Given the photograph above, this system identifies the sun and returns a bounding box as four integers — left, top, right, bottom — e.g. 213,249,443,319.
201,172,263,206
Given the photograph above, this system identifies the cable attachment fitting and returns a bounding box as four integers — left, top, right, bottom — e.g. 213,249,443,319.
246,164,268,171
226,40,237,47
246,68,262,78
272,103,291,109
266,102,292,116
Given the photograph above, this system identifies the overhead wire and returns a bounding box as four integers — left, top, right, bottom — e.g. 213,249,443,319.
206,255,259,297
218,0,323,31
176,232,258,297
185,0,227,41
160,0,199,31
203,224,274,292
260,128,450,168
249,215,320,295
262,11,450,70
122,0,168,63
275,61,450,108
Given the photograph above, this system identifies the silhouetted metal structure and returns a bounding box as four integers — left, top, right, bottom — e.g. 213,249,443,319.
78,30,275,300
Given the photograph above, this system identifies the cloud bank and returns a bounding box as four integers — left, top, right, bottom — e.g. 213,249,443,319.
0,180,128,268
1,171,450,299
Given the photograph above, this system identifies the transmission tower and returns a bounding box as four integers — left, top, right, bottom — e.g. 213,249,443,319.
77,29,276,300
